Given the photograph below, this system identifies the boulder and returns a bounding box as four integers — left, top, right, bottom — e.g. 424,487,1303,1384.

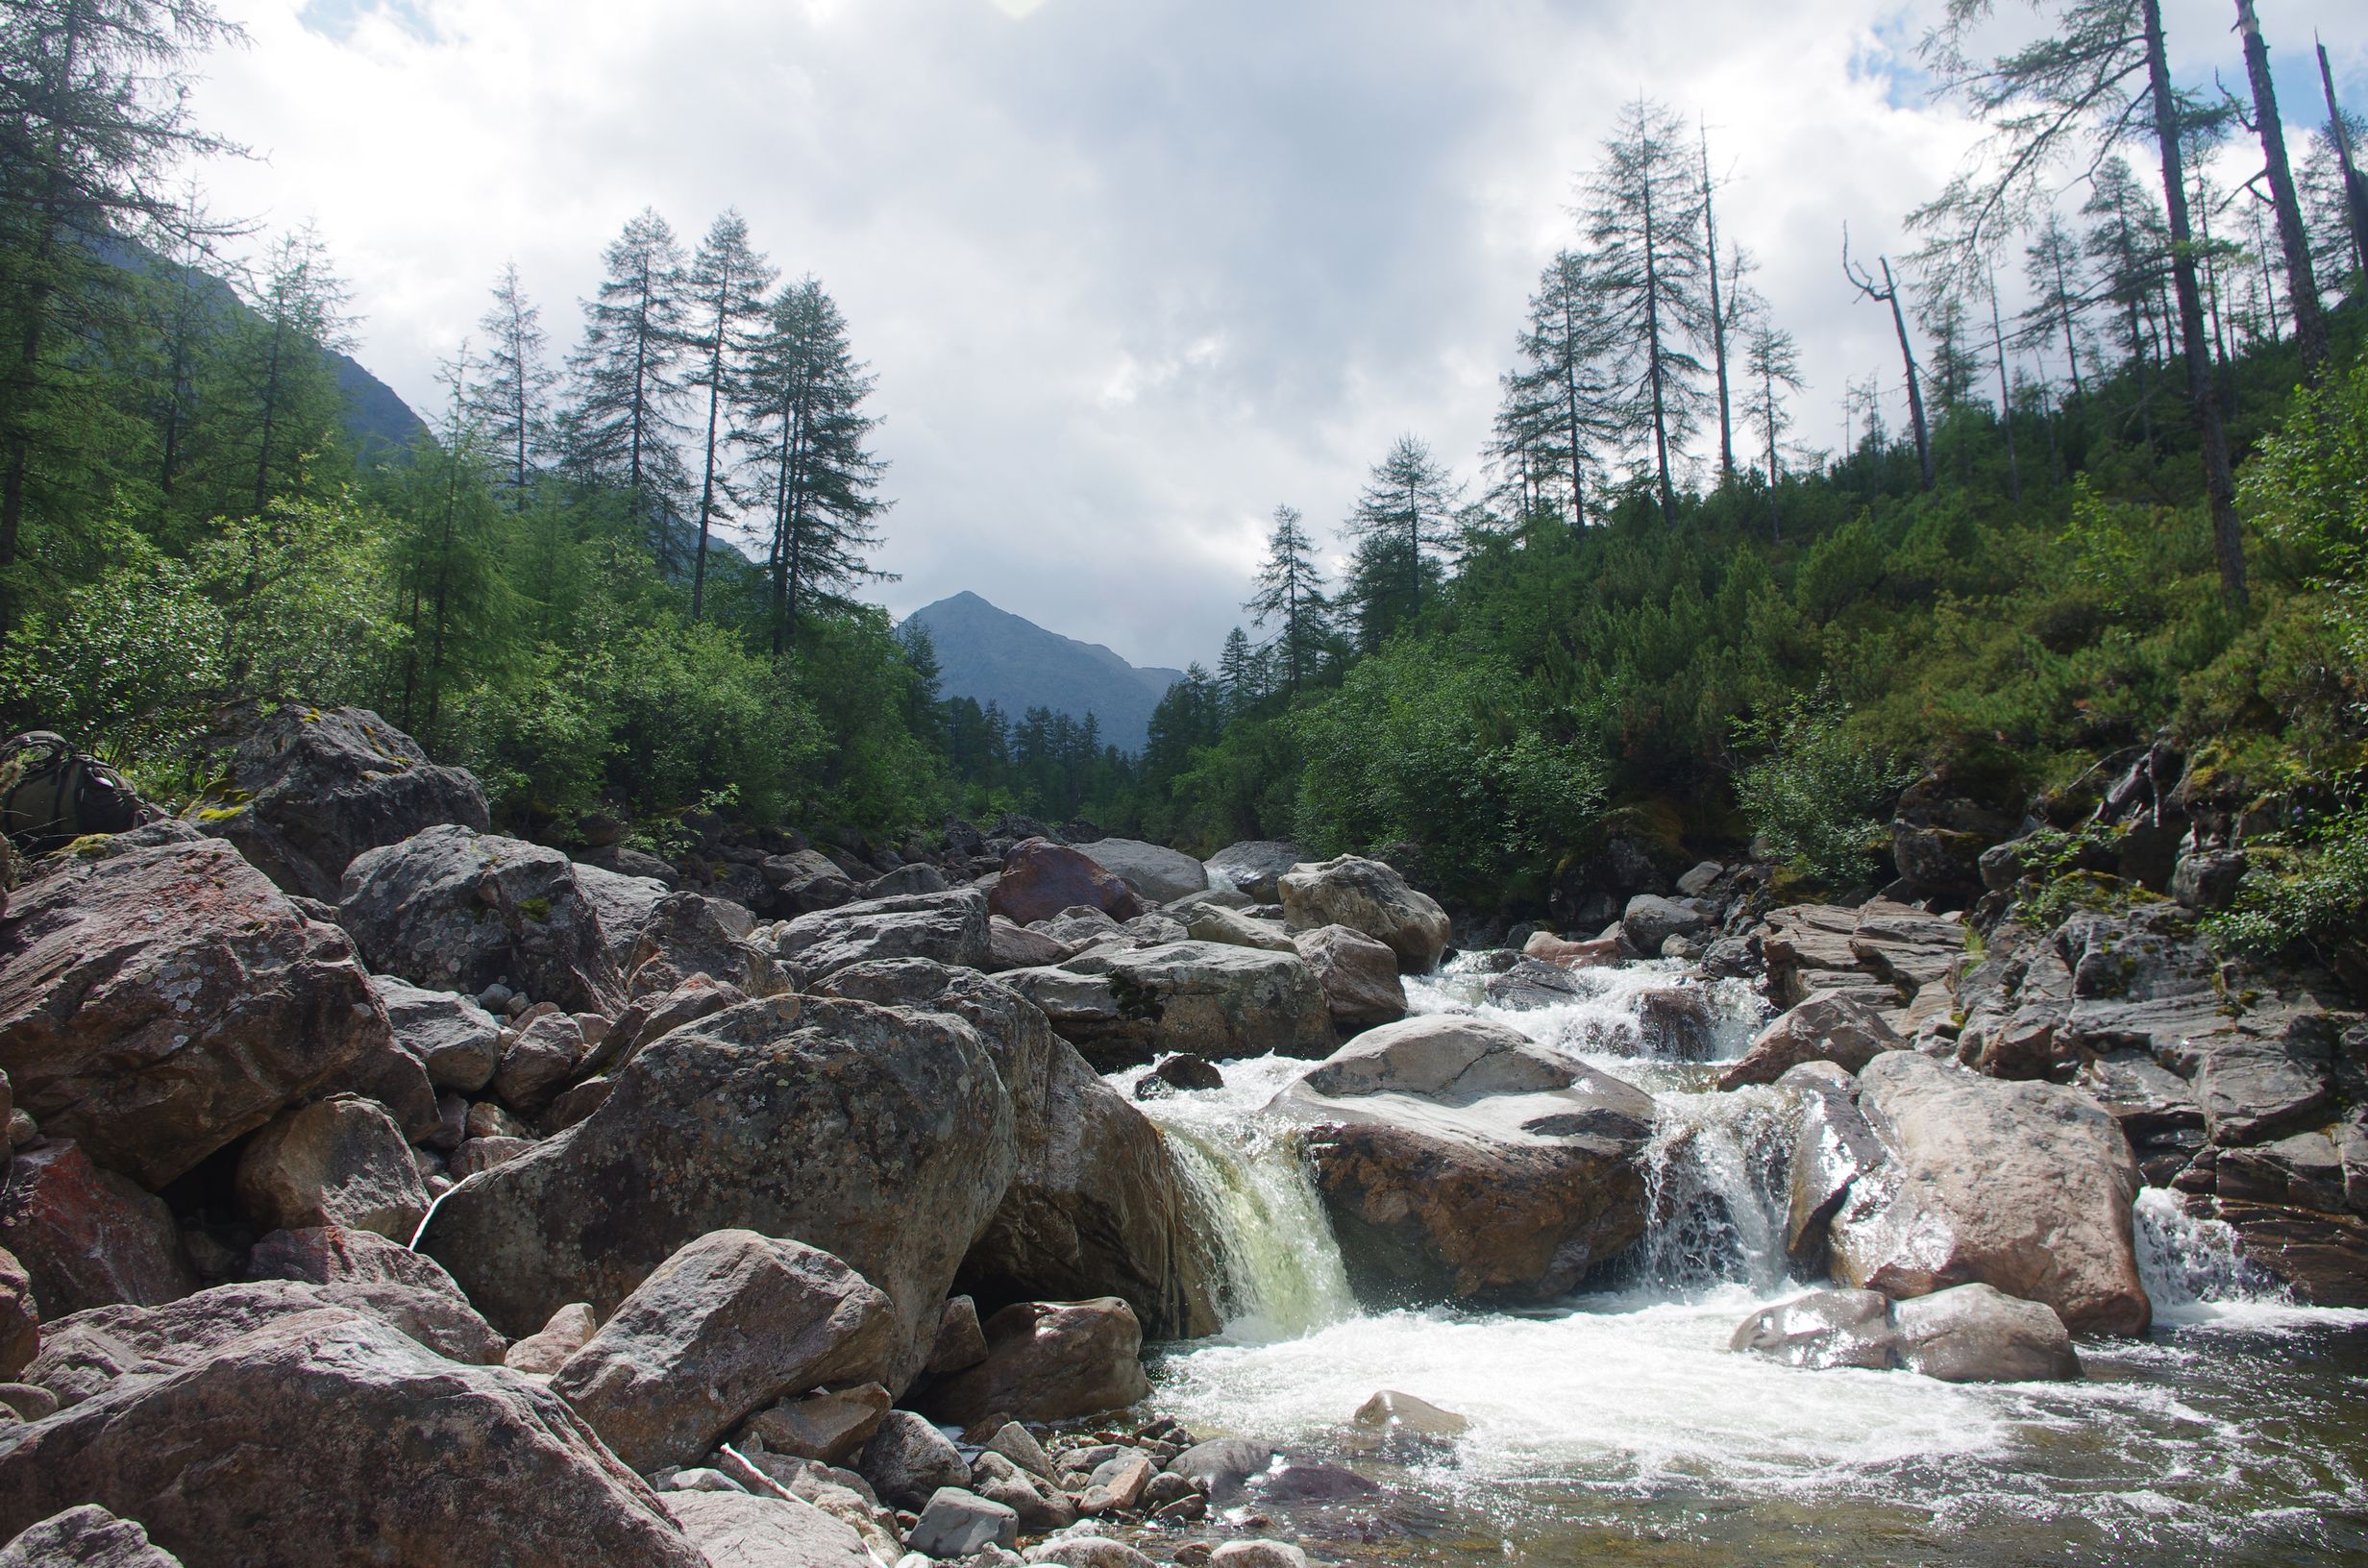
1520,931,1622,969
925,1295,988,1374
812,961,1217,1339
988,917,1077,973
583,974,747,1080
550,1231,898,1473
745,1383,890,1466
234,1095,429,1242
625,892,787,1000
1716,994,1905,1090
0,1143,193,1317
0,839,389,1188
448,1136,530,1179
504,1302,596,1375
1166,1437,1278,1500
369,976,501,1093
990,840,1147,927
1270,1017,1655,1302
967,1449,1073,1531
1828,1053,2149,1335
193,705,490,904
338,825,626,1016
1141,1053,1223,1094
420,995,1014,1387
1182,905,1295,953
0,1310,705,1568
1620,894,1711,953
239,1225,501,1364
1001,943,1335,1071
657,1491,875,1568
1292,925,1406,1032
1277,856,1450,974
1204,841,1306,903
1482,959,1591,1011
760,850,858,915
573,863,674,968
768,889,992,983
1728,1288,1901,1370
0,1254,32,1383
1026,1538,1156,1568
1209,1545,1312,1568
0,1505,182,1568
1082,840,1208,904
921,1298,1150,1426
907,1487,1017,1558
1352,1389,1468,1435
1891,1283,2082,1382
491,1012,587,1112
1779,1065,1887,1274
856,1409,969,1510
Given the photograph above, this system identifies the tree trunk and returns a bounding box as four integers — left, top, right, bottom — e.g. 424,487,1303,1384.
1641,177,1677,527
1702,135,1735,484
2143,0,2245,606
1988,272,2021,502
1880,257,1936,491
2233,0,2324,376
2320,42,2368,282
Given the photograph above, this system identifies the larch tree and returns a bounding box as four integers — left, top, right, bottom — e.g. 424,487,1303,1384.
1743,318,1803,540
564,208,690,571
736,276,890,655
2231,0,2323,375
1911,0,2250,605
1343,434,1459,631
1498,249,1626,527
2302,107,2368,294
1246,502,1330,694
1985,263,2023,502
2084,156,2169,451
1217,626,1266,716
1843,228,1936,489
1699,124,1747,484
2020,211,2092,397
1582,96,1710,527
682,208,776,621
470,261,555,502
229,223,353,518
2317,44,2368,284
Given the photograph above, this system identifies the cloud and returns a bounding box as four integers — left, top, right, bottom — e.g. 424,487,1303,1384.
188,0,2365,667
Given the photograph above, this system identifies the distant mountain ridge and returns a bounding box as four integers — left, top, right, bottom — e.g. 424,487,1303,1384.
901,591,1182,754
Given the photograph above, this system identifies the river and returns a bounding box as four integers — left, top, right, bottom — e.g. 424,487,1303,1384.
1112,957,2368,1566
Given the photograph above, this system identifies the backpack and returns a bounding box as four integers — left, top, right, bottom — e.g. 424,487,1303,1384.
0,732,141,852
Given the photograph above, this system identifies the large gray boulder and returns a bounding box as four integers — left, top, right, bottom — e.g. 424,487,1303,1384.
369,975,502,1092
339,824,626,1016
1000,942,1335,1070
0,1143,194,1318
0,1505,183,1568
1276,856,1450,974
0,1310,704,1568
1291,924,1407,1032
657,1491,875,1568
1082,840,1208,904
234,1095,429,1242
550,1231,897,1473
573,863,674,968
1717,993,1904,1090
988,840,1147,927
1731,1283,2080,1382
767,889,991,982
0,839,388,1188
1204,841,1306,903
419,995,1014,1388
812,961,1218,1338
241,1224,502,1364
624,892,787,1000
193,705,490,904
921,1297,1150,1427
1828,1052,2150,1335
1270,1016,1655,1301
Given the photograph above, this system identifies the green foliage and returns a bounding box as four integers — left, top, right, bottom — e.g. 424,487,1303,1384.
2207,802,2368,966
1731,688,1912,886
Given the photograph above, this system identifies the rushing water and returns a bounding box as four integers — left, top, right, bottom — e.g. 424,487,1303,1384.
1118,955,2368,1567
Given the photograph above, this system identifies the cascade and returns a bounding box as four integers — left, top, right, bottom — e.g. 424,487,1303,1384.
2134,1185,2282,1311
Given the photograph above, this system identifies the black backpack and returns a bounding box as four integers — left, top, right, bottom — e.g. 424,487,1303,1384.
0,732,141,852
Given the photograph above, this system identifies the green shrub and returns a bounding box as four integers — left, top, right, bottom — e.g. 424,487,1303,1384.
1732,687,1912,886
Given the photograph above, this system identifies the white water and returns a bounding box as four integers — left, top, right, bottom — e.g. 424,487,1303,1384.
1120,952,2368,1558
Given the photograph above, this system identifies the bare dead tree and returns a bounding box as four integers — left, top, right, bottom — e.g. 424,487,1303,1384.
1844,227,1935,491
2232,0,2324,375
2320,37,2368,282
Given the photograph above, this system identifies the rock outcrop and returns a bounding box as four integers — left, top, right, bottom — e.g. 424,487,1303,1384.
768,889,992,983
1002,943,1335,1071
1277,856,1450,974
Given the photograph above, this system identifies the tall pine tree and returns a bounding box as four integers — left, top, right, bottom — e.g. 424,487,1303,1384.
564,208,690,571
1245,502,1330,695
470,262,555,502
683,209,775,620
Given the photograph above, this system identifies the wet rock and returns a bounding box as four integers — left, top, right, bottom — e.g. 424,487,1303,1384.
1249,1464,1379,1504
2074,1049,2205,1141
769,889,992,982
1353,1389,1468,1435
339,824,627,1016
927,1295,989,1374
907,1487,1017,1557
0,1309,703,1567
746,1383,891,1465
857,1409,970,1509
234,1094,428,1241
1142,1053,1224,1094
922,1299,1149,1426
1293,924,1407,1032
1829,1053,2149,1335
1204,842,1305,903
1084,840,1208,905
2211,1202,2368,1307
0,1142,193,1317
193,705,490,904
992,840,1149,927
1165,1437,1277,1500
812,960,1218,1340
1183,904,1295,953
1892,1283,2082,1382
1273,1016,1655,1303
0,840,389,1188
371,975,502,1093
1637,987,1719,1060
573,862,674,968
1277,856,1450,974
2216,1132,2347,1213
625,892,787,1000
1208,1544,1311,1568
0,1504,182,1567
1718,993,1905,1090
1521,931,1622,969
1780,1065,1887,1275
1026,1538,1156,1568
424,995,1013,1387
1729,1287,1901,1370
989,916,1079,972
1482,958,1590,1011
504,1302,596,1375
0,1255,32,1383
551,1230,898,1474
657,1490,876,1568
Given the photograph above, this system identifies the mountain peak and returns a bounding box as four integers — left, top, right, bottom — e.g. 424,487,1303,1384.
902,594,1182,754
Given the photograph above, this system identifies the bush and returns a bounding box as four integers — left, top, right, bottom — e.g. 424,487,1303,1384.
1732,687,1912,886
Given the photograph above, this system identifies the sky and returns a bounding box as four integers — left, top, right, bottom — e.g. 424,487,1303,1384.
186,0,2364,670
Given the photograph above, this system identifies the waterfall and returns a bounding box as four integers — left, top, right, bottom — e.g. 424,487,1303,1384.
1122,1055,1358,1341
1625,1086,1800,1296
2134,1186,2282,1311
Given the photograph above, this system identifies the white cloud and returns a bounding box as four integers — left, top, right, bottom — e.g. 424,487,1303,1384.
188,0,2366,667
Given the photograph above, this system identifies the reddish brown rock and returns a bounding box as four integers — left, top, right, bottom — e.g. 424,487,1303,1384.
1521,931,1623,968
921,1298,1150,1426
0,1252,32,1383
988,840,1147,927
234,1096,430,1241
0,1143,192,1318
0,840,389,1188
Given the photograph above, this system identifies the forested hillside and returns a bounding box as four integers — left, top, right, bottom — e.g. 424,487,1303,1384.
2,0,2363,968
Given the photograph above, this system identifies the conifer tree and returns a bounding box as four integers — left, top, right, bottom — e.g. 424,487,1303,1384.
2231,0,2322,376
683,209,775,620
470,262,555,501
1245,503,1330,695
1497,250,1625,527
2020,212,2092,398
1582,96,1710,526
225,223,353,517
738,276,890,654
1218,626,1265,716
1342,435,1458,630
1743,320,1802,539
2084,156,2169,451
564,208,690,570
